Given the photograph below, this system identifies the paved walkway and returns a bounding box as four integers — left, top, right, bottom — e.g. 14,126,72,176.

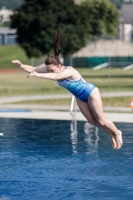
0,92,133,122
0,91,133,104
0,94,72,104
0,92,132,112
0,104,132,112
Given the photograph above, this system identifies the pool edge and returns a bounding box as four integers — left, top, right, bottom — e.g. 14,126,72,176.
0,111,132,123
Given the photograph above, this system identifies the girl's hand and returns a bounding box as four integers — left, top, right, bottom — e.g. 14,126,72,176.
27,71,38,78
12,60,22,67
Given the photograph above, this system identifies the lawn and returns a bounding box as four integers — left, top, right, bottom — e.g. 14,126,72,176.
0,67,133,96
0,45,46,69
8,96,133,108
0,45,133,108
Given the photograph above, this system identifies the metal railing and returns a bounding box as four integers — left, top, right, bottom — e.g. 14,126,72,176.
70,95,76,118
70,95,77,134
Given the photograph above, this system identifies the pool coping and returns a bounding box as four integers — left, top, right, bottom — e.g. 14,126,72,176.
0,111,133,123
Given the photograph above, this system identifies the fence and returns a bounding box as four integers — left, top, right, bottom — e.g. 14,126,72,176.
64,36,133,68
64,56,133,68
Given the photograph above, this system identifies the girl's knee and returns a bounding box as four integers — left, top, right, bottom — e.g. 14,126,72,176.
88,119,97,126
96,118,105,126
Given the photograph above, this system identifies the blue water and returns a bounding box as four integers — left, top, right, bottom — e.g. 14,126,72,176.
0,118,133,200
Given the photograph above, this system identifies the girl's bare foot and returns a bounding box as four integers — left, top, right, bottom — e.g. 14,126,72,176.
107,131,116,149
111,135,117,149
114,130,123,149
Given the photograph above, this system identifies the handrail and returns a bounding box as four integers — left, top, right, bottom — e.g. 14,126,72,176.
70,95,77,135
70,95,76,117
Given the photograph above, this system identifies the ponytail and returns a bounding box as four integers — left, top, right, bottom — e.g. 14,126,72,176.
54,27,68,57
45,27,68,66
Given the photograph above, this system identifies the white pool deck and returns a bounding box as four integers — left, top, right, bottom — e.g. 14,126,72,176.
0,110,133,123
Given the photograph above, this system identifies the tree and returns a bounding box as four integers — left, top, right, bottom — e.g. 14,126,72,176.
10,0,91,58
81,0,119,36
10,0,119,58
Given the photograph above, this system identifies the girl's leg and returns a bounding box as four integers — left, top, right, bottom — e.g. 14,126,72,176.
88,88,123,149
76,97,117,149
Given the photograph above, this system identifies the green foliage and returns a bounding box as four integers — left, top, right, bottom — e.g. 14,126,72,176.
10,0,118,58
81,0,119,36
0,22,10,27
10,0,91,58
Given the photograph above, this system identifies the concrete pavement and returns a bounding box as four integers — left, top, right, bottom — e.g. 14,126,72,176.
0,92,133,122
0,94,72,104
0,91,133,104
0,104,132,112
0,110,133,123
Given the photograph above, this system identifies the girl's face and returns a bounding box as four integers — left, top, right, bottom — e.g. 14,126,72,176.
46,64,63,73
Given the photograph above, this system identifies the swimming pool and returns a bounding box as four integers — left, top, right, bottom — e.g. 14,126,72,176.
0,118,133,200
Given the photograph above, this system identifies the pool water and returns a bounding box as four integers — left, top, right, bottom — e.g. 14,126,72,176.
0,118,133,200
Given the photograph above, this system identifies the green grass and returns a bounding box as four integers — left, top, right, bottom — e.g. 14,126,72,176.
7,98,72,105
0,22,10,27
0,72,67,96
0,45,46,69
77,67,133,92
0,67,133,96
102,96,133,107
7,96,133,107
0,45,133,97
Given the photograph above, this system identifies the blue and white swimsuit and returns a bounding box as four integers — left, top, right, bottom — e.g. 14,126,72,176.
57,77,96,102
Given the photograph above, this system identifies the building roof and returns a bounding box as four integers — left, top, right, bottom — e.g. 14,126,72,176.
120,4,133,24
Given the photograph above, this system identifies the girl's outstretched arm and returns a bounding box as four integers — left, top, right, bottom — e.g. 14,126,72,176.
12,60,48,73
27,67,74,80
12,60,34,73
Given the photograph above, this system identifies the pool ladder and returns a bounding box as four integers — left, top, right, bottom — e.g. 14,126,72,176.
70,95,76,119
70,95,77,134
70,95,99,148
